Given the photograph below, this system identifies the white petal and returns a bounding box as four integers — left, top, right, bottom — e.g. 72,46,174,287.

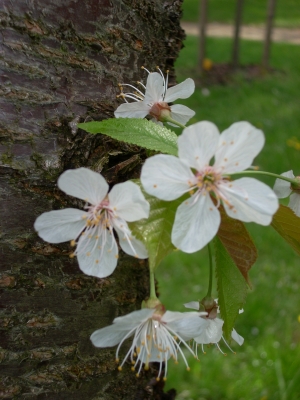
77,232,118,278
58,168,108,205
34,209,86,243
183,301,200,310
231,329,244,346
214,122,265,173
90,324,131,347
144,72,164,103
141,154,194,201
289,192,300,217
220,178,279,225
273,170,294,198
108,181,149,222
114,222,148,259
164,78,195,102
113,308,154,327
172,193,221,253
194,318,224,344
168,104,195,126
114,101,150,119
178,121,220,170
164,311,207,340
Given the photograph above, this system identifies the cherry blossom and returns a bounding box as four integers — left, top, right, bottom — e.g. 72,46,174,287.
141,121,279,253
273,170,300,217
34,168,149,278
114,66,195,126
184,300,244,354
91,303,207,380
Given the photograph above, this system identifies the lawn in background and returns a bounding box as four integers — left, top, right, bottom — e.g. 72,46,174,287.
156,37,300,400
182,0,300,28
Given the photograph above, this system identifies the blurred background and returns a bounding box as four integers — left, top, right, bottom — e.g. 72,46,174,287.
158,1,300,399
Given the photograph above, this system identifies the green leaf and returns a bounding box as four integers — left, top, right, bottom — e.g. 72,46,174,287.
217,206,257,287
78,118,178,155
271,204,300,256
129,180,184,271
215,236,248,341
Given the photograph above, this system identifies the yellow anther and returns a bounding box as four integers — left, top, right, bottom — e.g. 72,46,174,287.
115,358,119,363
70,240,76,247
131,366,135,371
95,260,99,264
86,252,91,256
156,377,160,382
69,253,75,259
136,373,140,377
187,367,191,372
117,366,122,371
163,377,167,381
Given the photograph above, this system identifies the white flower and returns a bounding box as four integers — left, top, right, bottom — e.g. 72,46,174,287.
114,66,195,126
184,300,244,354
273,170,300,217
90,304,207,380
34,168,149,278
141,121,279,253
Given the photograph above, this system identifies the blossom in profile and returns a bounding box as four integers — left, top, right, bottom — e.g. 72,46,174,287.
90,303,207,380
273,170,300,217
114,66,195,126
184,300,244,354
141,121,279,253
34,168,149,278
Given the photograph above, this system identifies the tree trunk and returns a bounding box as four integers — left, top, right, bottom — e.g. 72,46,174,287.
0,1,184,398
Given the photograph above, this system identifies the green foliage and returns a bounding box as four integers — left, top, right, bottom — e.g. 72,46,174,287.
214,237,248,340
78,118,178,155
129,182,184,271
271,204,300,256
182,0,300,28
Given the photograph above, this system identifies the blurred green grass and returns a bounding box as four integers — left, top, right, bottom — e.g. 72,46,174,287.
157,37,300,399
182,0,300,28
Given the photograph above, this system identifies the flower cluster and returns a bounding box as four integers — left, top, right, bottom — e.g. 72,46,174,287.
33,64,296,383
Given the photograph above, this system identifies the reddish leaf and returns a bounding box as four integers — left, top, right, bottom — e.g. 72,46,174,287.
217,206,257,286
271,204,300,256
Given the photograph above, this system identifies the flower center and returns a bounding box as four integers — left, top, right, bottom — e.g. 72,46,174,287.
195,167,223,194
149,102,171,121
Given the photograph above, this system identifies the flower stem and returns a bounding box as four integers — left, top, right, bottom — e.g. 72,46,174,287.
163,115,187,129
206,243,213,298
149,269,158,301
228,170,296,184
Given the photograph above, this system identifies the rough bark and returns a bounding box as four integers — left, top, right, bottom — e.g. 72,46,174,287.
0,1,184,398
